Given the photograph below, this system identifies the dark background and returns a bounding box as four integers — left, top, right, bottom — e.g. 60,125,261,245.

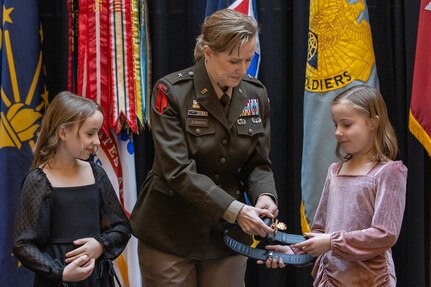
39,1,430,286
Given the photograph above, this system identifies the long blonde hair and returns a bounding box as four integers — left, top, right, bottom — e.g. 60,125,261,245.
194,8,259,62
332,85,398,162
32,91,103,168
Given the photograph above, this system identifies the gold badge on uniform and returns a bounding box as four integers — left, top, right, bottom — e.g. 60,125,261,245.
192,100,201,109
200,88,208,95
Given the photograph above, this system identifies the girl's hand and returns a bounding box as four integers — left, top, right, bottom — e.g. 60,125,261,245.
236,205,274,237
65,237,103,264
256,245,294,269
293,232,331,257
62,255,95,282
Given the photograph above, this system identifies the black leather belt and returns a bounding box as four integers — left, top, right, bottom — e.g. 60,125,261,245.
223,218,315,265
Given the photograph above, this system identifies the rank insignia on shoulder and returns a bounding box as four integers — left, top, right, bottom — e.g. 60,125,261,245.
241,99,260,116
188,110,208,117
178,73,184,78
192,100,201,109
200,88,208,95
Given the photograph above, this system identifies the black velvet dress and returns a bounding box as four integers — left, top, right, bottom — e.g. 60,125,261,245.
13,162,131,287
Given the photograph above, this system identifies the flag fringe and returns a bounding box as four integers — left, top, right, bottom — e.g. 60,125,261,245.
300,201,311,234
409,110,431,157
117,254,130,286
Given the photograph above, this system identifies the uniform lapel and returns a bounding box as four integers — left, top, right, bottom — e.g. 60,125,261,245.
228,83,248,129
193,59,229,129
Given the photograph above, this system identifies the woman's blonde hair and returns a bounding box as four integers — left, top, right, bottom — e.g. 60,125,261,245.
32,91,103,168
194,8,259,62
332,85,398,162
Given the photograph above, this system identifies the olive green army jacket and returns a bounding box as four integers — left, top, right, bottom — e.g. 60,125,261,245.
130,59,278,259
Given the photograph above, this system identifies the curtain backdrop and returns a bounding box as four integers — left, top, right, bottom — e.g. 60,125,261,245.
39,1,429,286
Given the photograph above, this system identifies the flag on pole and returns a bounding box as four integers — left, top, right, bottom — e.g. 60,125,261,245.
110,0,139,133
75,0,112,133
0,0,48,284
68,0,148,134
301,0,379,232
68,1,147,285
205,0,261,78
409,0,431,156
137,0,151,125
94,130,141,287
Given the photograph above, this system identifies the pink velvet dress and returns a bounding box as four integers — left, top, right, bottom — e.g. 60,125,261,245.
310,160,407,287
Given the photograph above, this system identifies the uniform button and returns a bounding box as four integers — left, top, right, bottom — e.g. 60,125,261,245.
236,190,241,196
220,158,226,164
196,128,201,134
222,139,228,145
188,71,194,76
248,129,253,134
214,174,220,180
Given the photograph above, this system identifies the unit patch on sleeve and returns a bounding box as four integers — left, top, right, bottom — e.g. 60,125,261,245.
156,83,168,114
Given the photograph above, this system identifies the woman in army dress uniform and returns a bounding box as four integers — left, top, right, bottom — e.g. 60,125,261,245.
130,9,278,287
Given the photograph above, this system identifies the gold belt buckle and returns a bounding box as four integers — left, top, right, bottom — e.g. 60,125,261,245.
271,218,287,238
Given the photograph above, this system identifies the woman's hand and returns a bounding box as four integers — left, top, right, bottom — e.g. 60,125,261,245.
65,237,103,264
255,195,278,217
256,245,294,269
236,205,274,237
62,255,95,282
293,232,331,257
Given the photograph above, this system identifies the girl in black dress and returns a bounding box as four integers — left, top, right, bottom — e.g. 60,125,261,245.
13,91,131,287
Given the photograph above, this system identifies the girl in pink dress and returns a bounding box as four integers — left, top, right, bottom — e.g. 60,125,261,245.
260,85,407,287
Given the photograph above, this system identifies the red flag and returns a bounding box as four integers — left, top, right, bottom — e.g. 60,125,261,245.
409,0,431,156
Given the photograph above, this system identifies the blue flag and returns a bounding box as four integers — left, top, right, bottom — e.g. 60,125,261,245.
205,0,261,78
0,0,48,284
300,0,379,232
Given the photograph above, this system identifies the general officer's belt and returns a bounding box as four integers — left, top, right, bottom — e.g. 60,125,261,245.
223,218,315,265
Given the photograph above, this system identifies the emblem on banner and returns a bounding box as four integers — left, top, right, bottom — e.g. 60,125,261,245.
0,7,48,150
305,0,376,92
